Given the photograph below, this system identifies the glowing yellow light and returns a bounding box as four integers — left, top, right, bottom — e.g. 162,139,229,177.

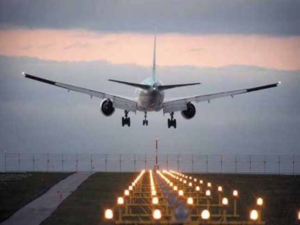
205,190,211,196
129,186,133,191
207,182,211,187
196,186,200,191
104,209,113,219
153,209,162,220
218,186,223,192
201,209,210,220
173,186,178,191
222,197,229,206
200,180,203,184
152,197,159,204
151,190,157,196
170,182,173,187
117,197,124,205
189,182,192,187
233,190,238,197
194,178,197,182
178,190,184,196
124,190,130,196
250,209,258,221
183,180,187,184
257,198,263,206
298,211,300,220
189,176,192,180
187,197,194,205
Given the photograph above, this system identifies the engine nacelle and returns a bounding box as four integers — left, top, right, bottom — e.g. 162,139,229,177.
100,98,115,116
181,102,196,119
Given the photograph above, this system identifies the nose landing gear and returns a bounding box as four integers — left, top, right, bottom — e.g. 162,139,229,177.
143,112,148,126
168,112,177,129
122,110,130,127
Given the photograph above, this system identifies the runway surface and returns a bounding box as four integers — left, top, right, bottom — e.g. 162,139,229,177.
1,172,92,225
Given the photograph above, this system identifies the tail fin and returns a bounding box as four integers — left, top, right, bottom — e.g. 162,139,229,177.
152,33,156,81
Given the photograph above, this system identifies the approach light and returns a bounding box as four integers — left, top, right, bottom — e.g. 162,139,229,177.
117,197,124,205
257,198,263,206
179,190,184,196
222,197,229,206
218,186,223,192
104,209,113,219
201,209,210,220
153,209,162,220
196,186,200,191
124,190,130,196
250,210,258,221
187,197,194,205
152,197,159,205
205,190,211,196
233,190,239,197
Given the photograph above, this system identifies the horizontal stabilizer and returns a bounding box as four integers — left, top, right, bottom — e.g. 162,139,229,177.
109,79,151,90
158,82,200,91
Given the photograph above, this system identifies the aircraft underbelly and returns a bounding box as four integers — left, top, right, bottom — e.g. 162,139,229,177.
137,90,164,112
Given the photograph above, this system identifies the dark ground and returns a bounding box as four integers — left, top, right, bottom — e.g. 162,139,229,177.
40,172,300,225
0,172,72,222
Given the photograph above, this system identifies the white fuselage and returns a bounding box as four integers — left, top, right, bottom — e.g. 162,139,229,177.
136,77,164,112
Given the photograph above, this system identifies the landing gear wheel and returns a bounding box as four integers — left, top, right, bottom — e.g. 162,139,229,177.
168,112,177,128
143,112,148,126
122,110,131,127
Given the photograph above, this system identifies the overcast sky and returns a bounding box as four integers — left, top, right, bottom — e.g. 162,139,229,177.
0,0,299,161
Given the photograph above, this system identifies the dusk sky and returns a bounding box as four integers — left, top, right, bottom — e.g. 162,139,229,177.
0,0,299,161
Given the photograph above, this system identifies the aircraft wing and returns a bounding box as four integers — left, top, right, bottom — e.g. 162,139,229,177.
163,82,280,114
24,73,137,113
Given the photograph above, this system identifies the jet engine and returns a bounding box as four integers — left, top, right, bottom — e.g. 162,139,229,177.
100,99,115,116
181,102,196,119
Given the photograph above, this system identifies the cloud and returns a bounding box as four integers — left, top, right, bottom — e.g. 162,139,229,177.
0,29,300,70
0,0,300,36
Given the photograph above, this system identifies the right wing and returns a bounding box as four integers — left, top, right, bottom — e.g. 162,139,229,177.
163,82,280,114
24,73,137,113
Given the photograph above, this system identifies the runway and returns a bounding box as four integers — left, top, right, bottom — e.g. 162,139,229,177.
1,172,93,225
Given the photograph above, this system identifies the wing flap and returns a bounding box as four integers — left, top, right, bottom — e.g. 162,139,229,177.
24,73,137,113
163,82,280,114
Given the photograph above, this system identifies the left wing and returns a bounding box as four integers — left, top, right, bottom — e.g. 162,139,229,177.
163,82,280,114
24,73,137,113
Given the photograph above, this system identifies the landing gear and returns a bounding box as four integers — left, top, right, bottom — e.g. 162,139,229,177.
122,110,130,127
168,112,177,129
143,112,148,126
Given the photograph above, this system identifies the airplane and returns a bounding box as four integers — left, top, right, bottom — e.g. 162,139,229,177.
24,35,280,129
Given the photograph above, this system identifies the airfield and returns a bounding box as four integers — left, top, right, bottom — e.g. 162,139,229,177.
0,171,300,225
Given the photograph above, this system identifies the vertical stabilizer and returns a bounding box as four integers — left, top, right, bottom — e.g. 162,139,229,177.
152,33,156,81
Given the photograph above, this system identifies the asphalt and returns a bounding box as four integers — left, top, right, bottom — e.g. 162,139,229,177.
1,172,93,225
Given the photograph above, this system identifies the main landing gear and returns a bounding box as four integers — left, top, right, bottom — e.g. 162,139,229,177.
122,110,130,127
168,112,177,129
143,112,148,126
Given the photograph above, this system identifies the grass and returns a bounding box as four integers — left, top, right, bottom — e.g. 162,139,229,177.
40,173,299,225
0,172,72,222
41,172,137,225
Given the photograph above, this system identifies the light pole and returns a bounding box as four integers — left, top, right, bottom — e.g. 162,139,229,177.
155,138,159,170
